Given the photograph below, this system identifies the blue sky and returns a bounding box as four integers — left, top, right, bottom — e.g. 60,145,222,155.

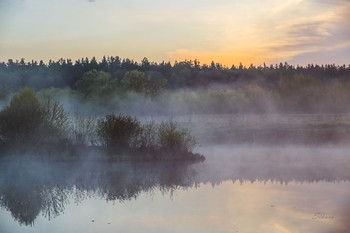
0,0,349,66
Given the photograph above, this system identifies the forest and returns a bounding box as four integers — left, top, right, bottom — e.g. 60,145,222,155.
0,57,350,114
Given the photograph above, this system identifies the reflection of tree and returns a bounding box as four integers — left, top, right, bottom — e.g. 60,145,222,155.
0,171,70,226
0,182,41,226
40,186,69,220
100,171,144,201
197,152,350,187
0,161,197,226
1,155,348,226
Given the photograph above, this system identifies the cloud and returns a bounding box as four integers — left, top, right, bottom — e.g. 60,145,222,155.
283,21,331,38
268,20,332,52
258,0,350,64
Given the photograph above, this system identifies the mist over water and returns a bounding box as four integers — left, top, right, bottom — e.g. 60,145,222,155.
1,140,350,233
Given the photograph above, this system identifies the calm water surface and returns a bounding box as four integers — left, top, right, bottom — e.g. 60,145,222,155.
0,145,349,233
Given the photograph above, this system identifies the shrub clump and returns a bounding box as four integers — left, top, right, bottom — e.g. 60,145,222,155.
0,89,201,160
96,114,200,159
97,114,141,151
0,88,43,145
157,121,197,155
0,88,68,150
134,121,158,152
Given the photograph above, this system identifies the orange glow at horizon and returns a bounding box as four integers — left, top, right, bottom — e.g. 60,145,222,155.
166,49,276,67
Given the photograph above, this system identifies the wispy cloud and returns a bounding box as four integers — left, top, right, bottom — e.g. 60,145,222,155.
260,0,350,63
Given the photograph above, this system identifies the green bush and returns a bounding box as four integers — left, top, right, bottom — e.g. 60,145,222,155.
96,115,198,156
0,88,43,145
0,88,68,148
157,121,197,155
133,121,158,152
97,114,141,151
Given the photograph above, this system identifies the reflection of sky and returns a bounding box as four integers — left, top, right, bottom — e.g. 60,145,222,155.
1,181,349,233
0,0,349,66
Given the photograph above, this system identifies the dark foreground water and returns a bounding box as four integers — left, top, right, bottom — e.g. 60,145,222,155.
0,145,349,233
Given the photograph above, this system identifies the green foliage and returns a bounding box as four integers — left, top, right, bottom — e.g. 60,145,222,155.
121,70,167,97
0,87,200,157
0,88,68,148
0,87,201,158
157,121,197,155
96,114,198,156
133,121,158,151
3,57,349,114
0,88,43,144
149,75,168,97
121,70,150,94
2,57,350,114
75,70,118,97
97,114,141,150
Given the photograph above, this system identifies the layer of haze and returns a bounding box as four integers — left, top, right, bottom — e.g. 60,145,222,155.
0,0,349,66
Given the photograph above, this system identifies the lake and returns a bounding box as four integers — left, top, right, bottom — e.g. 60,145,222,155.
1,144,349,233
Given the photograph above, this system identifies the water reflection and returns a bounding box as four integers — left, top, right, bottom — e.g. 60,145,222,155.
0,145,350,231
0,161,198,226
197,145,350,186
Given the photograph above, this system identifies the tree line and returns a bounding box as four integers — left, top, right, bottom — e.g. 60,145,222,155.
1,57,350,114
0,57,349,91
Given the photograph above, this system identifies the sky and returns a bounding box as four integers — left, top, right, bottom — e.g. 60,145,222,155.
0,0,349,66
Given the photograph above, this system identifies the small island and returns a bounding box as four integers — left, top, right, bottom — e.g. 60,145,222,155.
0,88,205,162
